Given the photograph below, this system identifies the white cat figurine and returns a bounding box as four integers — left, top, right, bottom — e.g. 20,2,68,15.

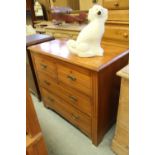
67,5,108,57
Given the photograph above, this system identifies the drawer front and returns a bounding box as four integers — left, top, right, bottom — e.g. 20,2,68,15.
58,84,92,117
34,54,57,80
104,24,129,42
103,0,129,10
42,88,91,137
57,64,92,96
37,71,58,92
38,72,92,116
108,10,129,21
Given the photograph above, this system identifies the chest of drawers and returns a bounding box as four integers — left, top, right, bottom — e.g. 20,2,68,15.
29,39,129,146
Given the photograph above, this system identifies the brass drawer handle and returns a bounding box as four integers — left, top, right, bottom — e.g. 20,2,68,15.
40,64,47,69
123,32,128,38
44,80,50,85
67,75,76,81
71,113,79,120
47,97,54,102
114,2,119,7
69,95,78,102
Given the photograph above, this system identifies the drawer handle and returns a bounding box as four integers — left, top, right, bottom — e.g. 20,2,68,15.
69,96,78,102
114,2,119,7
71,113,79,120
67,75,76,81
123,33,128,38
40,64,47,69
44,80,50,85
47,97,54,102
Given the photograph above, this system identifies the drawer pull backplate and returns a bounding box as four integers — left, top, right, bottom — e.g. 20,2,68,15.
67,75,76,81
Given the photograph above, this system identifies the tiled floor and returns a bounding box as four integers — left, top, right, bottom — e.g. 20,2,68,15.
32,95,116,155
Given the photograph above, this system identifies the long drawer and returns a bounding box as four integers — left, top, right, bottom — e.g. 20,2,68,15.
42,88,91,137
34,54,57,80
57,64,92,96
38,72,92,116
103,0,129,10
104,24,129,42
108,10,129,22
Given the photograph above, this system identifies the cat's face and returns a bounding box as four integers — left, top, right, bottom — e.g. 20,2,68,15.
88,5,108,22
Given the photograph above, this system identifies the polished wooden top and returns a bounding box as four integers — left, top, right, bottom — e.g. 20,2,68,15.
117,65,129,79
28,39,129,71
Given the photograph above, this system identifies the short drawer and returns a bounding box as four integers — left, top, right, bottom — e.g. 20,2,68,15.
41,87,58,110
104,24,129,42
37,71,57,91
103,0,129,10
57,64,92,96
34,54,57,80
38,72,92,116
42,88,91,137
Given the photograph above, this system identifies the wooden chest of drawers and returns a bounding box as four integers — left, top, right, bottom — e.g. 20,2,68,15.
29,39,129,146
112,65,129,154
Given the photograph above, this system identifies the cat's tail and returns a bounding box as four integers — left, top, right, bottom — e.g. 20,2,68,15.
66,40,78,54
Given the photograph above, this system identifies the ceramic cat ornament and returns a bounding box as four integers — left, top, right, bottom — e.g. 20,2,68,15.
67,5,108,57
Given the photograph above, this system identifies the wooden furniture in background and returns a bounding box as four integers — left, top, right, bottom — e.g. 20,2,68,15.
32,0,129,46
102,0,129,47
37,0,52,20
26,34,54,100
103,0,129,10
79,0,102,10
45,23,85,39
51,0,80,10
44,21,128,47
112,65,129,155
28,39,129,146
43,0,129,48
26,0,36,26
26,82,48,155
